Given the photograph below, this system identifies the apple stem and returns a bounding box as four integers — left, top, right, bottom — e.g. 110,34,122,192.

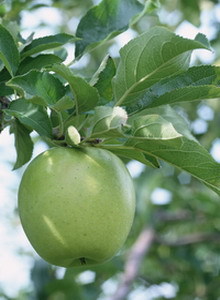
79,257,87,265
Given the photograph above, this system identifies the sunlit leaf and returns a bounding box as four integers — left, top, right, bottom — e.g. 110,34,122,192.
7,70,66,106
113,27,210,108
51,64,99,113
51,95,74,111
126,65,220,113
21,33,77,59
87,106,127,138
5,98,53,137
126,112,220,195
0,24,19,75
75,0,144,58
18,54,63,75
10,119,33,169
91,55,116,105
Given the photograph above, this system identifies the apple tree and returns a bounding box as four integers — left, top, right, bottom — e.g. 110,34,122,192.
0,0,220,299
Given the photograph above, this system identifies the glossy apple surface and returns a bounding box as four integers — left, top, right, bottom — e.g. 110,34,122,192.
18,146,135,267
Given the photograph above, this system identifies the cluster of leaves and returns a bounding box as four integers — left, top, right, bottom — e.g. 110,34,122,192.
0,0,220,197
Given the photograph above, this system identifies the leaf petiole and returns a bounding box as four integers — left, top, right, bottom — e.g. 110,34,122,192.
52,110,64,139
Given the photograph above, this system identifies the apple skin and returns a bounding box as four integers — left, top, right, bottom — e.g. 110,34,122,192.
18,146,135,267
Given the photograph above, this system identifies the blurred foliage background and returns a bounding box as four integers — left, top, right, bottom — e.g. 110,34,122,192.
1,0,220,299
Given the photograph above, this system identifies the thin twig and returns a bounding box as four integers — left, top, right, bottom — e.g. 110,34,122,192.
109,228,155,300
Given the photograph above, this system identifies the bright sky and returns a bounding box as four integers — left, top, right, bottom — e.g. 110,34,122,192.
0,3,220,298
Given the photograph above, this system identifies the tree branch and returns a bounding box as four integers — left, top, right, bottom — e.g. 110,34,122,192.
156,232,220,246
0,96,10,132
154,209,193,222
109,228,155,300
108,214,216,300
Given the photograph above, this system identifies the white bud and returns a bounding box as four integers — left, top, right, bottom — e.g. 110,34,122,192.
111,106,128,126
66,126,81,145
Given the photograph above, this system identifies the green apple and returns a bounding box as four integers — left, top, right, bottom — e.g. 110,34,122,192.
18,146,135,267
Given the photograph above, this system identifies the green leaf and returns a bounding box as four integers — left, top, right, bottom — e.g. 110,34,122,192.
54,48,68,61
87,106,128,138
0,24,19,75
7,70,66,106
0,67,11,81
4,98,53,137
180,0,201,26
125,113,220,195
90,55,116,105
113,27,211,107
126,65,220,113
147,85,220,109
145,0,160,13
195,32,210,48
0,83,13,96
63,114,87,132
0,68,13,96
108,147,160,168
51,95,74,111
130,105,195,141
18,54,63,75
131,0,160,25
75,0,144,58
51,63,100,113
21,33,77,59
10,119,33,169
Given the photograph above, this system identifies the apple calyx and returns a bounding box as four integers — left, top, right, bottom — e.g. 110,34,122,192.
80,257,87,265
